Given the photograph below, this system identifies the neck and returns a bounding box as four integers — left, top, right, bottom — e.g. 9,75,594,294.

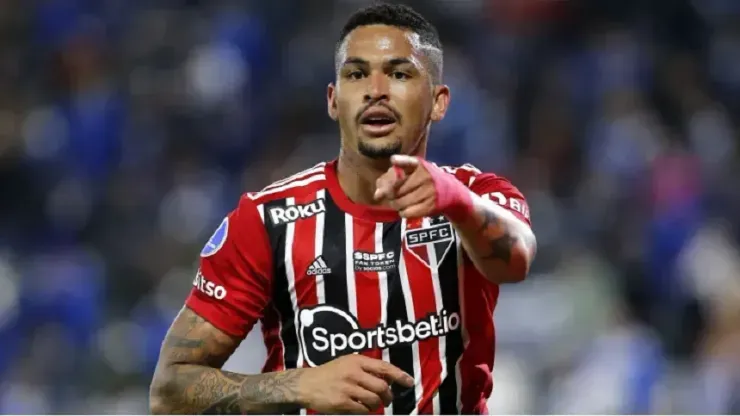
336,149,391,206
336,133,428,206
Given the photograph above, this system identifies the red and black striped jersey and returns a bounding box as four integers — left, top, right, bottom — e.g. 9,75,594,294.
186,160,532,415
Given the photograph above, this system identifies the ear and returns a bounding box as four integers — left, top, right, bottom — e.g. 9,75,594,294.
430,84,450,122
327,83,338,121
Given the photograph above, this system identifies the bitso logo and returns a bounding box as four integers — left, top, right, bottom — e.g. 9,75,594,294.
269,199,326,225
298,305,460,367
193,271,227,300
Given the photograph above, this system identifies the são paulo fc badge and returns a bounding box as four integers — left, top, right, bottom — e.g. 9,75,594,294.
201,217,228,257
403,215,455,269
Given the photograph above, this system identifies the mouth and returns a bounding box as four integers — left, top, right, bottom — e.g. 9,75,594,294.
359,108,398,137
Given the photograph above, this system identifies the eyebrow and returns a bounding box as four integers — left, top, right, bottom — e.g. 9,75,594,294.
342,57,415,67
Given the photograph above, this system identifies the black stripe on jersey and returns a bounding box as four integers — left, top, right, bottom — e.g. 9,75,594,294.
383,220,416,415
262,198,300,395
437,239,462,414
321,194,349,311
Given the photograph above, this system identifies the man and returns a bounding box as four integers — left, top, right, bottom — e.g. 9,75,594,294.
149,3,536,415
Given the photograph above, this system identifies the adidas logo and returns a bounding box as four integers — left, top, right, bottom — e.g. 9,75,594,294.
306,256,332,276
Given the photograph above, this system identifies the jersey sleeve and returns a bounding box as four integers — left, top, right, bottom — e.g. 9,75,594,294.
451,165,532,227
185,195,273,338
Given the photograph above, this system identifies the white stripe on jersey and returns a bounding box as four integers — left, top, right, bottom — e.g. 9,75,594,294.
460,163,481,174
315,190,326,303
248,174,325,200
282,197,305,397
261,163,326,192
344,214,358,318
257,204,265,223
269,302,287,371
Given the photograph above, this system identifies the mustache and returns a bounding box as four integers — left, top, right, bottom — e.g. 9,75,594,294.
356,100,402,124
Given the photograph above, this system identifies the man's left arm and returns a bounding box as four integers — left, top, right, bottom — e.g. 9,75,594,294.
375,156,536,284
447,182,536,283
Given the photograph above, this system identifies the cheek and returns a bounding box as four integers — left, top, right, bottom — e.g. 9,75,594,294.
392,86,430,118
334,94,354,118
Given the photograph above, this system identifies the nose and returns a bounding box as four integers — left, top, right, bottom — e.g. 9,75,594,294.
364,71,390,102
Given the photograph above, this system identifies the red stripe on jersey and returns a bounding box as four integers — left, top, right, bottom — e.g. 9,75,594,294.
290,192,319,414
352,218,383,362
260,303,285,372
458,256,498,414
402,219,442,415
290,191,325,416
352,218,384,415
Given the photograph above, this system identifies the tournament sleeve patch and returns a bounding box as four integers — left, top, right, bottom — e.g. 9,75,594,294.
201,217,229,257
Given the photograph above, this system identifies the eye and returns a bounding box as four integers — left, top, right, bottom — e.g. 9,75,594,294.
347,71,364,80
391,71,410,80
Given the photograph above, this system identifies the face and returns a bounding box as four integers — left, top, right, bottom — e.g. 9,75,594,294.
328,25,450,160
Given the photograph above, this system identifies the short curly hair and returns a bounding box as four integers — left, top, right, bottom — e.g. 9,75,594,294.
335,3,444,83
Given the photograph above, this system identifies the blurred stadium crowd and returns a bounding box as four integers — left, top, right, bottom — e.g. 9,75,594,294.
0,0,739,413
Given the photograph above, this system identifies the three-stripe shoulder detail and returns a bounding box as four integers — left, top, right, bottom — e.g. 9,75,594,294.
247,163,327,202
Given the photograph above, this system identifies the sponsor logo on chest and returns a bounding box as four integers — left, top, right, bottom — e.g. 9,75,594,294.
306,255,332,275
298,305,460,367
269,199,326,225
353,250,396,272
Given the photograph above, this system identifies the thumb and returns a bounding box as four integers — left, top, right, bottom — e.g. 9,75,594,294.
390,154,419,174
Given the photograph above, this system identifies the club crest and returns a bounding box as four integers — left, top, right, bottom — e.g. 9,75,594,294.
403,215,455,269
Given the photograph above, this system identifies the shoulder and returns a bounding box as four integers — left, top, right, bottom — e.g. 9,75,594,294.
437,163,514,192
245,162,328,206
439,162,531,223
234,162,329,229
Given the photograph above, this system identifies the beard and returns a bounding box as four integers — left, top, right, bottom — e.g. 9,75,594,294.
357,137,403,159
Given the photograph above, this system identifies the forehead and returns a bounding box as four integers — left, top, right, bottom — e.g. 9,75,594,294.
339,25,422,61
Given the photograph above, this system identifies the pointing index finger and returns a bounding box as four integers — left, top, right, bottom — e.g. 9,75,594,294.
374,167,406,201
390,155,420,174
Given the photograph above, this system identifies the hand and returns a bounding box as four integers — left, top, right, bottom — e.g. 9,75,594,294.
297,354,414,414
374,155,474,222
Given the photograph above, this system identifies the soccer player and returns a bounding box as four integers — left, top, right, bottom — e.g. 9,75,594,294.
149,3,536,415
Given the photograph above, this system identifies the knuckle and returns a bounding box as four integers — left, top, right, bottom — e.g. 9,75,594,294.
367,397,381,409
372,380,389,393
343,400,362,414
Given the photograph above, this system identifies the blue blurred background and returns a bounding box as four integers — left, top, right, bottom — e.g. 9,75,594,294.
0,0,739,413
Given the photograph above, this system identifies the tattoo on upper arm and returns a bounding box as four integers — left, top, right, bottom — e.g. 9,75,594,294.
476,204,519,263
160,309,234,367
153,308,304,414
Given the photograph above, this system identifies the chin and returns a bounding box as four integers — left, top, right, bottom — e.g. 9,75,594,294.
358,137,402,159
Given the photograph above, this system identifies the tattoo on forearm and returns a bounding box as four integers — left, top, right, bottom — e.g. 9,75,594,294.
476,204,519,263
151,308,304,414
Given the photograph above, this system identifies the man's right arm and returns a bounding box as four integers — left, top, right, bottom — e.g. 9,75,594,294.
149,307,306,414
149,195,414,414
149,196,305,414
